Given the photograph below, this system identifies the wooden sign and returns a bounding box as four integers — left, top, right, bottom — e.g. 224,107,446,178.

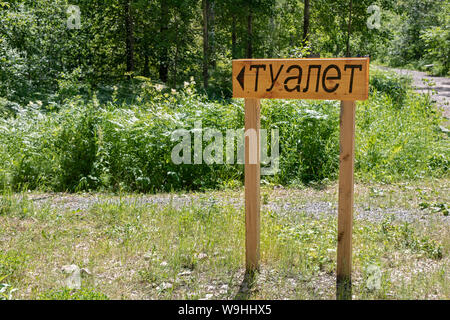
233,58,369,101
234,57,369,300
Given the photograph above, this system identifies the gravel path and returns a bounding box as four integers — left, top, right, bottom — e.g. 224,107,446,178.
27,192,450,225
375,66,450,119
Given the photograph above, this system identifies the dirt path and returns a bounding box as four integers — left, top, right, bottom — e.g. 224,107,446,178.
375,66,450,119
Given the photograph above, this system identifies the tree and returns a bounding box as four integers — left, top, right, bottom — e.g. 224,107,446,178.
346,0,352,57
124,0,135,73
202,0,212,88
303,0,310,42
159,0,169,83
246,1,254,58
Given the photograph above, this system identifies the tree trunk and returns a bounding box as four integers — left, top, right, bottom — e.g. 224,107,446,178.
346,0,352,57
210,2,216,69
303,0,310,42
173,16,179,87
159,0,169,83
202,0,210,89
124,0,134,73
246,5,253,58
232,15,237,59
143,54,150,77
268,16,275,57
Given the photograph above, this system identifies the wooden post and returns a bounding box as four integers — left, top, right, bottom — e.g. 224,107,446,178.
244,98,260,272
336,100,356,300
232,58,368,282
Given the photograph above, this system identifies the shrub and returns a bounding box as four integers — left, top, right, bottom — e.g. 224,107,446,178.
355,89,448,182
263,99,339,185
369,70,411,108
420,26,450,76
0,70,447,192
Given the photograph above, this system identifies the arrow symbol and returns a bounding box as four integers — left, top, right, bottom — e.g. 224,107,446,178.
237,66,245,90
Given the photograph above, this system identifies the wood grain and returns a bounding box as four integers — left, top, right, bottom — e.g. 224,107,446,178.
245,98,261,272
233,58,369,101
336,100,356,299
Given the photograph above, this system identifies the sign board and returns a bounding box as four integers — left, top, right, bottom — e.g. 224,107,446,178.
233,57,370,300
233,58,369,101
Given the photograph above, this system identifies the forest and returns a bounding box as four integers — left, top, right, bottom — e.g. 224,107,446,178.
0,0,449,105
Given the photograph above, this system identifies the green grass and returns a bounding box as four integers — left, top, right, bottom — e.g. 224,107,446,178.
0,178,448,300
38,287,109,300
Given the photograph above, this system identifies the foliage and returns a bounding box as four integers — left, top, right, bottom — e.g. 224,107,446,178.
263,99,340,185
420,26,450,76
356,71,448,182
0,70,447,192
0,0,448,102
369,69,411,107
377,0,448,75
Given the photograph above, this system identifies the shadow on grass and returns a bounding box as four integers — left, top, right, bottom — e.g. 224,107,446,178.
336,277,352,300
234,270,258,300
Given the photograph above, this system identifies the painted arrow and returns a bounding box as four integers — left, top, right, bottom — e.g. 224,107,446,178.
236,66,245,90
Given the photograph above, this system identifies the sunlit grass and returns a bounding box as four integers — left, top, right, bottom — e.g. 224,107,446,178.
1,179,448,300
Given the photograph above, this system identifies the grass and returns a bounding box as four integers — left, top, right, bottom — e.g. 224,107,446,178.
0,178,448,300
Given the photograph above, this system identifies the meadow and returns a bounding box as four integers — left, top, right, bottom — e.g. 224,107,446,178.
0,179,448,300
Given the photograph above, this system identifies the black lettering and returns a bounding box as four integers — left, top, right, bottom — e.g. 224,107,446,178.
283,65,302,92
344,64,362,93
250,64,266,92
266,64,284,91
303,65,321,92
322,64,341,93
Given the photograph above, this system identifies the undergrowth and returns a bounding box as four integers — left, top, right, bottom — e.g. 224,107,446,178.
0,69,448,192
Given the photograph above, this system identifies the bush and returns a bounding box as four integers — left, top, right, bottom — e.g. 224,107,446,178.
0,98,20,118
420,26,450,76
0,71,448,192
263,100,339,185
369,70,411,108
356,89,448,182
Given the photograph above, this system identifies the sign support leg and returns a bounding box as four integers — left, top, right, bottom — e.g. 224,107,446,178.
336,100,356,300
245,98,261,272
